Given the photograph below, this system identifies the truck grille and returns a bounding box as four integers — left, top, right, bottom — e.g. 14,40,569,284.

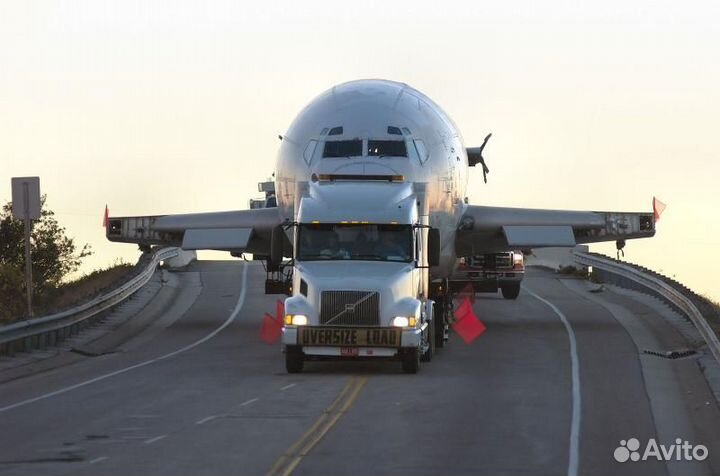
469,254,512,269
320,291,380,326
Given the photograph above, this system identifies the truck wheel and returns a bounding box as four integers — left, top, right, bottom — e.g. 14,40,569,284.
285,346,304,373
501,283,521,300
402,348,420,374
433,299,445,349
421,323,434,362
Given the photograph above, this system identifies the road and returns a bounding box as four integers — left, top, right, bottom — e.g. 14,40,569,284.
0,261,719,476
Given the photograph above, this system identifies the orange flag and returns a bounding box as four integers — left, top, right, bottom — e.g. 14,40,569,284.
653,197,666,222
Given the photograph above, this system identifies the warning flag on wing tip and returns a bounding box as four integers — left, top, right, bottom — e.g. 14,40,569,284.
451,297,486,344
653,197,666,222
103,205,109,229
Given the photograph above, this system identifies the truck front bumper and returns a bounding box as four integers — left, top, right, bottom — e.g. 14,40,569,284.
282,325,423,354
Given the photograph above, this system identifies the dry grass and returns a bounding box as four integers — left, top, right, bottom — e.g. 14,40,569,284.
39,262,135,315
701,294,720,312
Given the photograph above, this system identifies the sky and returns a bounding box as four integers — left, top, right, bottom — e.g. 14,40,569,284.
1,0,718,301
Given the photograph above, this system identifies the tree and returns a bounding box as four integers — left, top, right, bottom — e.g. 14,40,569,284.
0,195,91,321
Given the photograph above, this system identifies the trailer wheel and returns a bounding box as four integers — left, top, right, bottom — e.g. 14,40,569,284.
285,346,304,373
433,299,445,349
501,283,521,300
401,348,420,374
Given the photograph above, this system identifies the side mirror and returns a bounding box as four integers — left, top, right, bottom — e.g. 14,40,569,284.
269,225,284,271
428,228,440,267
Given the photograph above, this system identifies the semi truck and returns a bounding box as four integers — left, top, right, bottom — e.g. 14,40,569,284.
270,177,443,374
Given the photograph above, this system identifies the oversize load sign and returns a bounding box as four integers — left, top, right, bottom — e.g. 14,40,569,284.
299,327,401,347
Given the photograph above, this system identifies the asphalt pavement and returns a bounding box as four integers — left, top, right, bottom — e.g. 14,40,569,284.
0,262,718,476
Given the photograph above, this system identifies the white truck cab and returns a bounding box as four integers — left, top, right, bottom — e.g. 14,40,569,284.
278,178,439,373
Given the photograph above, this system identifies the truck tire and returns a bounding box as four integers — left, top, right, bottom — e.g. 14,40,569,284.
501,283,521,300
433,299,445,349
421,323,434,362
285,346,304,373
402,348,420,374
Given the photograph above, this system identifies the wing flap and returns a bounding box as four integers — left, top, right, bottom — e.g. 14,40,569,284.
181,228,253,250
456,205,655,255
107,207,282,254
503,225,576,247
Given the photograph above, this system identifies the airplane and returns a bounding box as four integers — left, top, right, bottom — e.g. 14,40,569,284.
106,79,655,372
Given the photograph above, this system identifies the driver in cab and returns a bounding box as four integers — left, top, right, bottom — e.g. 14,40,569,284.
373,232,409,261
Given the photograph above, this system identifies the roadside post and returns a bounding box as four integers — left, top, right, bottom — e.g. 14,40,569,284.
11,177,41,318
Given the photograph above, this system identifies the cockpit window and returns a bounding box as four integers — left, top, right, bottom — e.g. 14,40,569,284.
368,140,407,157
323,139,363,158
328,126,343,136
413,139,429,163
387,126,402,135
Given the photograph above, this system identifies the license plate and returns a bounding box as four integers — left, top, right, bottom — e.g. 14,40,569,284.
299,327,401,347
341,347,359,357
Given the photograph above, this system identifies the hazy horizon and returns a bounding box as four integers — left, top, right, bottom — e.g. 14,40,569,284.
2,1,718,302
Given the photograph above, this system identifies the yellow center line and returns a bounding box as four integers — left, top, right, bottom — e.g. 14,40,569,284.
266,376,368,476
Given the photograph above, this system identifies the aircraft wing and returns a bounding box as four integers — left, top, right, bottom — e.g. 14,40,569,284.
106,207,284,254
455,205,655,255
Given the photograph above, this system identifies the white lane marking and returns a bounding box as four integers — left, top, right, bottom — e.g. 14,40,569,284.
0,263,249,414
89,456,108,464
143,434,167,445
280,383,296,391
525,287,581,476
240,397,259,406
195,415,217,425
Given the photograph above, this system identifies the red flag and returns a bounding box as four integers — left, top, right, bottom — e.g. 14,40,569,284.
451,297,486,344
276,299,285,322
452,311,486,344
459,283,476,303
653,197,666,222
454,297,474,321
260,312,283,344
103,205,109,229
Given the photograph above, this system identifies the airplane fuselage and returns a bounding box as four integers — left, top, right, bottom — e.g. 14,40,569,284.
275,79,469,277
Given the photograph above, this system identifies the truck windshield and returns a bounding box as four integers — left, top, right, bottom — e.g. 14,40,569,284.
297,223,412,263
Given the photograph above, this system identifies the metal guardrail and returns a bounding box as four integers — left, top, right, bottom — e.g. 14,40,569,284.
0,247,179,355
574,251,720,365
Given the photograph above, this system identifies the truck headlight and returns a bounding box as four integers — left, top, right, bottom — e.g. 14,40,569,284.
392,316,416,328
513,252,524,269
285,314,308,326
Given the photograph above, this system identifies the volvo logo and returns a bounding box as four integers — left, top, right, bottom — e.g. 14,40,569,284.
345,304,356,313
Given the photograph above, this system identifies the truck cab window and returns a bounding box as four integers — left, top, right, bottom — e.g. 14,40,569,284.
322,140,363,158
297,223,412,263
368,140,407,157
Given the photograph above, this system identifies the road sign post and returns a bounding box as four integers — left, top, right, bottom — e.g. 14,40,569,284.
11,177,41,319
